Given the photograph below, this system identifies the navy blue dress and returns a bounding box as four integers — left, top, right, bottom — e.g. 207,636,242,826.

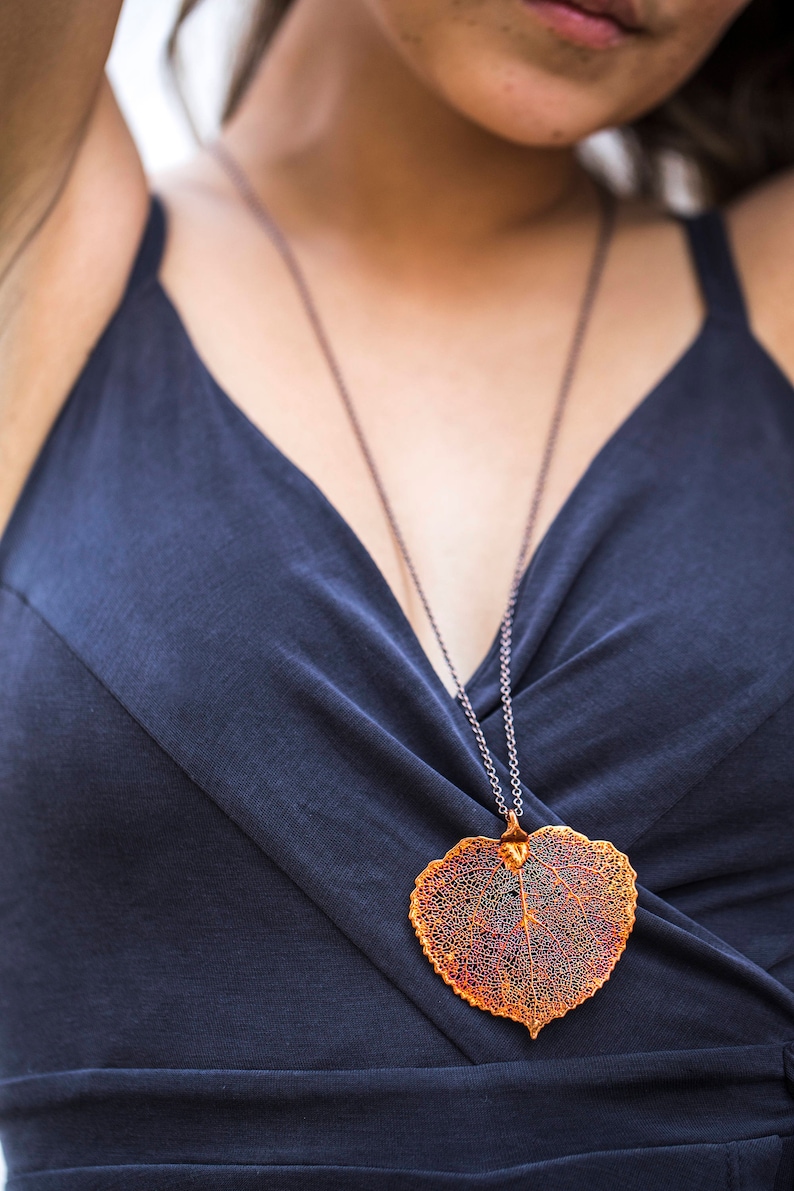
0,200,792,1189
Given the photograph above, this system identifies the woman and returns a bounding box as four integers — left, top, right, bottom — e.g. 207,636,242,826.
1,0,793,1186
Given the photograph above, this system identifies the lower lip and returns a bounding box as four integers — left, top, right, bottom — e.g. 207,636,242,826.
522,0,633,49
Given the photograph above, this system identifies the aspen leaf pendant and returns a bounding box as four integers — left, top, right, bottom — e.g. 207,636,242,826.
409,814,637,1038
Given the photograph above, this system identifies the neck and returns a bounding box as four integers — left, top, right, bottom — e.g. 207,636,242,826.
223,0,590,256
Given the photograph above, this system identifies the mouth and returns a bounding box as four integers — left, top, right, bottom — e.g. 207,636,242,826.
521,0,643,50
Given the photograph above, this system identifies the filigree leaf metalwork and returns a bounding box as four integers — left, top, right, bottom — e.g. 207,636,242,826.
409,813,637,1038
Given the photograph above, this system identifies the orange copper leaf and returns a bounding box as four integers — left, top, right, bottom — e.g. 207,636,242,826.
409,813,637,1038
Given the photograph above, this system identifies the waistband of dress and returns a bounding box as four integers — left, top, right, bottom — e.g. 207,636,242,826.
1,1043,793,1180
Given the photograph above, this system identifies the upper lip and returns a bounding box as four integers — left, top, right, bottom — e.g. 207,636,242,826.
562,0,643,32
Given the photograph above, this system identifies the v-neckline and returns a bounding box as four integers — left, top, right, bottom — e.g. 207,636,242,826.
156,271,714,711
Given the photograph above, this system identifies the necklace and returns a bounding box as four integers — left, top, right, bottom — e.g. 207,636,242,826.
211,141,638,1038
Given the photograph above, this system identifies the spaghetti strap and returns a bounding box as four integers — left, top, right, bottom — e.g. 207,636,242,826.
682,209,748,323
125,196,167,296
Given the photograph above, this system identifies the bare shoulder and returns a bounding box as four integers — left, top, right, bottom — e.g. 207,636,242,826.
727,169,794,382
0,83,149,540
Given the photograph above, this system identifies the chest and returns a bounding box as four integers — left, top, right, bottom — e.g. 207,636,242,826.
158,201,703,687
2,287,793,961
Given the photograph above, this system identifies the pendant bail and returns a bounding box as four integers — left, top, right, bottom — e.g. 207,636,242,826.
499,810,531,871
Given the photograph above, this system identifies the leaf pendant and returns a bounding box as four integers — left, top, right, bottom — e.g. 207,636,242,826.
409,813,637,1038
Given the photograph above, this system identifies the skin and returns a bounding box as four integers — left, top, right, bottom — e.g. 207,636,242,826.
730,173,794,383
1,0,784,692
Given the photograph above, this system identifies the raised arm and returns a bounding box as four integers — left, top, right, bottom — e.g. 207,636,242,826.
0,1,148,535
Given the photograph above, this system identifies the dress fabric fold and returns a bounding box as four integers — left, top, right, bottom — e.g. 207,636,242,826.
0,199,793,1187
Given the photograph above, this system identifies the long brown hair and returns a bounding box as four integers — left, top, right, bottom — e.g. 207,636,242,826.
169,0,794,205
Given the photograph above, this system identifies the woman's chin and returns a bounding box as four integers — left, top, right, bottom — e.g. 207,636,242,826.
425,56,631,149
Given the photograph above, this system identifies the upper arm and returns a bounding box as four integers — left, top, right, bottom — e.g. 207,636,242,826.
0,1,125,271
0,2,149,539
728,171,794,385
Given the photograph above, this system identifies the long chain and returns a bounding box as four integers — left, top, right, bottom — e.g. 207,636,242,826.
211,140,616,821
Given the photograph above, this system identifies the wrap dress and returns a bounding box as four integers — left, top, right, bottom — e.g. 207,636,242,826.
0,200,792,1188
